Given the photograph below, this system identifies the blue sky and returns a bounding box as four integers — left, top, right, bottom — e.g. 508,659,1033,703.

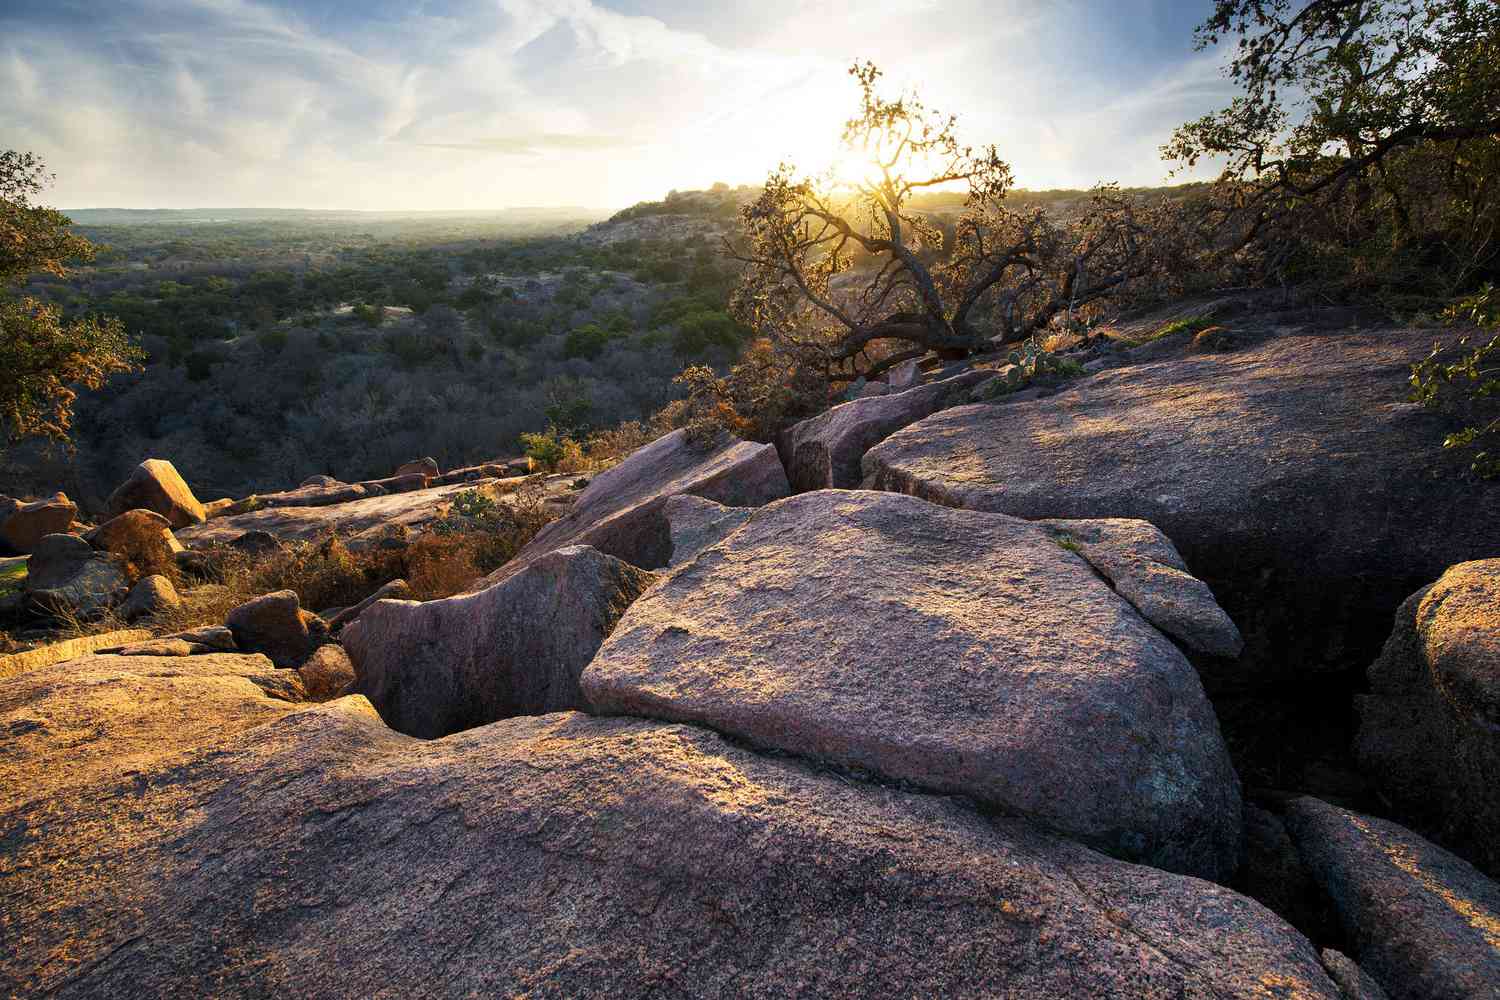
1,0,1235,210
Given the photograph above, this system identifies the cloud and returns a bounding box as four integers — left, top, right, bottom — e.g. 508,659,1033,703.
0,0,1238,209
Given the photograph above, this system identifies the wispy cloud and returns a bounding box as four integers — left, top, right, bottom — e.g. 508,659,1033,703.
0,0,1236,209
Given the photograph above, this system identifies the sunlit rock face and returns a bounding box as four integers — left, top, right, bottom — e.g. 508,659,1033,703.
0,651,1340,998
1357,558,1500,878
584,489,1243,881
1284,796,1500,1000
488,428,789,584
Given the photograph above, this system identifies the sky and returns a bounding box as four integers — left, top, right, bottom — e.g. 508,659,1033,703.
1,0,1238,211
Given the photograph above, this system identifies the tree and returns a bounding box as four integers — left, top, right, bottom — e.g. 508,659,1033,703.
1165,1,1500,291
1,151,141,445
730,62,1188,383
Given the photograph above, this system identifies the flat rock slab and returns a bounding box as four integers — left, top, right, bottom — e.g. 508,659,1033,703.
489,428,788,583
343,545,656,737
1,653,1338,998
177,479,512,549
0,629,151,680
864,327,1500,682
1284,797,1500,1000
584,489,1242,880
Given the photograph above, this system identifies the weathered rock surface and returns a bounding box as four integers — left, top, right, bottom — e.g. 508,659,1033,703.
0,492,78,554
107,459,206,528
489,428,788,583
777,371,989,491
1319,950,1390,1000
1284,797,1500,1000
0,629,150,680
584,490,1242,880
22,533,128,617
298,644,355,699
84,508,182,575
357,472,429,494
229,528,282,556
864,327,1500,686
326,578,412,632
345,545,656,737
177,479,516,549
119,574,180,622
0,655,1341,998
663,494,753,567
1037,518,1244,660
225,590,321,668
1356,560,1500,877
256,481,385,509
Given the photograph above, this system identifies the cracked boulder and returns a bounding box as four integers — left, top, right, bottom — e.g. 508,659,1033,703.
1037,518,1244,662
1356,559,1500,877
584,490,1242,880
84,509,183,576
776,370,989,491
863,327,1500,685
487,427,788,584
344,545,656,737
1,653,1341,998
1284,797,1500,1000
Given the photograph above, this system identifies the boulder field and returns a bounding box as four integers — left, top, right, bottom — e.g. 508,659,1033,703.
6,308,1500,995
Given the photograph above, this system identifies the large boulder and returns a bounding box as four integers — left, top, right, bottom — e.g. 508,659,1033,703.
225,590,321,668
0,655,1342,998
84,508,183,577
22,533,128,618
776,370,989,491
1356,559,1500,877
583,490,1243,880
1283,797,1500,1000
864,327,1500,685
107,459,206,528
487,428,788,584
344,545,656,737
0,493,78,554
394,456,439,479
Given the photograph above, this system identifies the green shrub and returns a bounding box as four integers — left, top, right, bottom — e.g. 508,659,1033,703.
1411,285,1500,478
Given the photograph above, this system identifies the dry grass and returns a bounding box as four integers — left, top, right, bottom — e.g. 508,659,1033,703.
19,487,559,648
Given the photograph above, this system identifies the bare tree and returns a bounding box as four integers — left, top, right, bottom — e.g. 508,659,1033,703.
728,63,1187,382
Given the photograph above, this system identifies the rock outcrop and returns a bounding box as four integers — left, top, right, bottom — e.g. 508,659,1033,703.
177,479,517,549
584,490,1242,880
1284,797,1500,1000
0,492,78,554
864,328,1500,685
1356,559,1500,877
0,629,150,679
107,459,206,528
776,370,989,491
394,456,440,479
0,654,1342,998
225,590,321,668
344,545,656,737
488,428,788,583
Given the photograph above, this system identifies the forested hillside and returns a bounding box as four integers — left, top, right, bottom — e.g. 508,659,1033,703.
6,191,757,506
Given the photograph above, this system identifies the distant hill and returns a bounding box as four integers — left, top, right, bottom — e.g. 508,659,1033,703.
64,207,602,226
